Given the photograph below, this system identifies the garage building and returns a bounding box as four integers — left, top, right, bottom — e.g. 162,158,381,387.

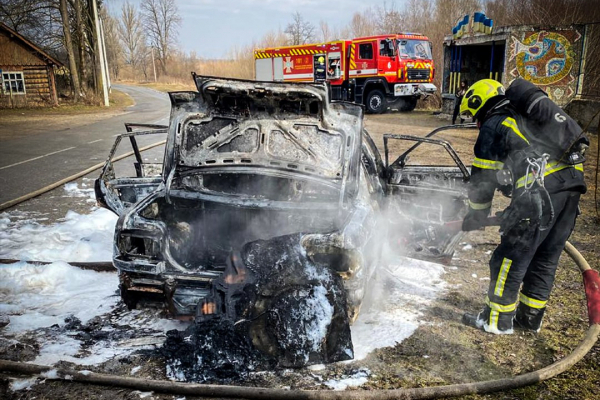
441,21,597,114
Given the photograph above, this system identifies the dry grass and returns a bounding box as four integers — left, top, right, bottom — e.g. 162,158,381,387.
125,79,196,93
0,89,134,118
0,89,133,141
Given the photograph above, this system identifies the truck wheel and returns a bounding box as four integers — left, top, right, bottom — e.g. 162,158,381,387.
398,97,419,111
399,97,418,112
366,90,386,114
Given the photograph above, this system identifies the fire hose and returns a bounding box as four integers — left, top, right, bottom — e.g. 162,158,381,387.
1,241,598,399
0,140,166,212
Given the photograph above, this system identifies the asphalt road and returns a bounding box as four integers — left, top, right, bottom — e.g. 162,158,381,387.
0,84,171,206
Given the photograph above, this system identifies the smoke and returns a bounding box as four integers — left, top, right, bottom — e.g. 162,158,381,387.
130,81,472,375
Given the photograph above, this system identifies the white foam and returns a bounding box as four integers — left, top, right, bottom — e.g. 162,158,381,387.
351,257,446,360
9,377,38,391
34,336,135,366
63,180,96,201
131,366,142,375
0,261,119,333
324,369,370,390
304,285,334,352
41,369,60,379
132,391,154,398
0,207,117,262
0,192,450,371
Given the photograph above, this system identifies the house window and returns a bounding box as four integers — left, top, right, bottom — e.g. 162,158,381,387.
358,43,373,60
2,72,26,94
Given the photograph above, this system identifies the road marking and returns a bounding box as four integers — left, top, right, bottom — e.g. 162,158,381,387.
88,139,103,144
0,147,76,170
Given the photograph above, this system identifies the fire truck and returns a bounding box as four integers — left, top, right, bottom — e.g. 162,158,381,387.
254,34,437,113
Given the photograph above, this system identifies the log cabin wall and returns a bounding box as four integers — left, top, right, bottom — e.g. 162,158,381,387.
0,23,62,108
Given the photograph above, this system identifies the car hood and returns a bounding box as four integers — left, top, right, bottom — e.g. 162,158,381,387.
163,75,364,183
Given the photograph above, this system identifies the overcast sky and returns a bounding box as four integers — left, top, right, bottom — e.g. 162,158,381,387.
106,0,402,59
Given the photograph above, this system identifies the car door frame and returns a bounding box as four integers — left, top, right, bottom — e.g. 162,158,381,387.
95,123,168,215
383,124,477,263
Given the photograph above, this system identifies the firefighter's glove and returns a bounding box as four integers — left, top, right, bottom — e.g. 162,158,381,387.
462,208,491,232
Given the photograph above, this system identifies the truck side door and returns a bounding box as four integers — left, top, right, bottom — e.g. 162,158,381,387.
377,38,395,77
355,40,377,76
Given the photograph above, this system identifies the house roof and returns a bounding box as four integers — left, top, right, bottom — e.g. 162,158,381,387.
0,21,64,67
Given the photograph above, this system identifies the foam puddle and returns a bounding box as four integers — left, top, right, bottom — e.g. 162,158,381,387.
0,183,188,369
351,258,447,361
0,261,119,333
1,182,449,390
0,208,117,263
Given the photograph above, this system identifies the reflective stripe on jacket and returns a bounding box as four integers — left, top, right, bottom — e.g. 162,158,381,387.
468,110,586,210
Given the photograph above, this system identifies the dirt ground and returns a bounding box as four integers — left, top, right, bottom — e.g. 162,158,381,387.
361,112,600,400
1,110,599,399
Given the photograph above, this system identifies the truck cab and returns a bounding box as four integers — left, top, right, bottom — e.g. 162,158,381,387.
349,34,437,113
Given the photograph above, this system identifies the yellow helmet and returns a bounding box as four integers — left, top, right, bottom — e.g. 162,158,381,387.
460,79,505,119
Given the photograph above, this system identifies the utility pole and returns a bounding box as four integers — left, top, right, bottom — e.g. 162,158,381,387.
99,18,111,93
92,0,109,106
151,46,157,82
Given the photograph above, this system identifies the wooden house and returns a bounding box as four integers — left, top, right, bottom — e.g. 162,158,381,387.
0,22,64,107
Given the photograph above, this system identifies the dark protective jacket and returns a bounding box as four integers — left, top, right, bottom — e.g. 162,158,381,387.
468,102,586,212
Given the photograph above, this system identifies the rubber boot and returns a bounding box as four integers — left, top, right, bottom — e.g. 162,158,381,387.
462,307,514,334
514,304,545,333
461,312,485,330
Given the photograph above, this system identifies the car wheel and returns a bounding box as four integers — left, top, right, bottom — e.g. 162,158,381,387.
366,90,386,114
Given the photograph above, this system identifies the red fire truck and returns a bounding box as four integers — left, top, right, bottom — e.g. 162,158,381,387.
254,33,437,113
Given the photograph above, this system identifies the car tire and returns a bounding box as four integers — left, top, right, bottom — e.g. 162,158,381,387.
365,90,386,114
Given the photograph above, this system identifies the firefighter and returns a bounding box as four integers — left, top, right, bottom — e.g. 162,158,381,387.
459,79,586,334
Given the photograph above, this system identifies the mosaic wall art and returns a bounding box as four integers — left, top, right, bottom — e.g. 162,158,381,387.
508,29,582,104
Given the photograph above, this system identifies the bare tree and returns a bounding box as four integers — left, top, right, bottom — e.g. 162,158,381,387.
102,11,122,80
73,0,88,93
348,10,377,38
402,0,435,34
374,1,405,34
0,0,50,34
140,0,181,75
59,0,81,100
0,0,62,52
118,1,146,71
285,12,315,45
258,28,289,48
319,20,332,42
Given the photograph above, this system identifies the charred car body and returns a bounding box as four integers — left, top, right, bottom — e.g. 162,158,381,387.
96,75,472,366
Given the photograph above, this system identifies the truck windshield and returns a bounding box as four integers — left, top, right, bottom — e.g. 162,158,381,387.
397,39,432,59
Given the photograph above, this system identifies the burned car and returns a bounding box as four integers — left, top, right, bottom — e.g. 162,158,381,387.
96,75,472,366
